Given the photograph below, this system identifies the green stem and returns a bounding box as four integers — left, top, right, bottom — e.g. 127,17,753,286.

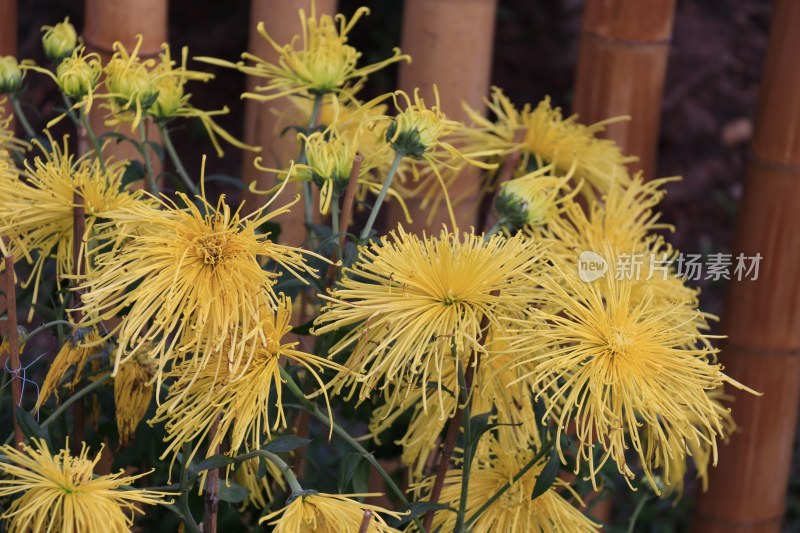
178,442,202,533
80,111,106,172
39,374,110,429
454,363,471,532
21,320,76,344
360,151,403,241
138,121,158,195
627,493,651,533
485,218,505,240
465,440,553,528
298,94,324,231
10,97,36,139
331,193,341,253
279,367,427,532
234,449,303,494
159,122,198,196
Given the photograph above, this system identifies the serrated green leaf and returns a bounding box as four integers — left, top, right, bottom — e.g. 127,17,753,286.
190,454,237,476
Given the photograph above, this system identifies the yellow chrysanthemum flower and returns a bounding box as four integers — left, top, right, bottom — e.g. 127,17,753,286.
260,491,404,532
462,87,634,198
0,135,147,318
114,353,156,446
148,44,256,156
494,164,576,229
372,337,543,481
103,36,156,129
78,183,319,384
35,327,104,411
414,435,599,532
506,262,758,491
314,227,545,417
387,87,499,227
0,439,171,533
201,7,408,101
151,297,342,465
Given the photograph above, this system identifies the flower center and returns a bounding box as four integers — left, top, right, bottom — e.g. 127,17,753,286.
606,327,632,359
196,235,227,266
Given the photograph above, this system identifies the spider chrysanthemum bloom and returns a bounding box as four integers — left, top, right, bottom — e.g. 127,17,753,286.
114,353,156,446
495,165,575,229
148,44,256,156
0,439,171,533
202,7,408,101
0,137,146,317
462,87,634,199
260,491,404,532
103,36,157,129
35,327,104,411
507,265,757,491
151,297,342,465
387,87,499,226
414,436,599,532
78,185,319,383
314,227,545,417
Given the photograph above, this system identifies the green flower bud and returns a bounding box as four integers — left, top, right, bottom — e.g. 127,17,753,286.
56,54,101,99
149,76,185,120
42,18,78,62
0,56,22,94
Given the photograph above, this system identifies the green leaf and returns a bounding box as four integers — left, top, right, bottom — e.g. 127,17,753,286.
217,481,249,504
146,141,165,162
531,445,559,500
190,454,237,476
291,319,315,336
121,161,146,188
205,174,245,190
338,453,364,493
14,406,50,448
262,435,311,454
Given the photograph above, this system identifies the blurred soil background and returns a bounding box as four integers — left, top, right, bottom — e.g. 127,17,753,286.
13,0,795,530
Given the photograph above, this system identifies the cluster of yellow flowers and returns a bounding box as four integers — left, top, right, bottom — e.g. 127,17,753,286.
0,7,757,533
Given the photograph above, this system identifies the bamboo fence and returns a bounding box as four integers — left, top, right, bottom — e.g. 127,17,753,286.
387,0,499,233
573,0,676,179
83,0,167,172
693,0,800,530
243,0,336,246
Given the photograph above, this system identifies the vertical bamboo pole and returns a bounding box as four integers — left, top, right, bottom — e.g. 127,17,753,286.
389,0,498,233
83,0,167,172
572,0,676,179
0,0,16,124
243,0,336,246
693,1,800,531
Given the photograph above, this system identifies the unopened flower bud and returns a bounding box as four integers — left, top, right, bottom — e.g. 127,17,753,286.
56,54,101,99
0,56,22,94
42,18,78,62
149,76,185,120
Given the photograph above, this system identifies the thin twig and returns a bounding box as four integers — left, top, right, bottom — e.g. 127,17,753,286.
3,255,23,449
358,510,373,533
71,191,86,451
203,416,221,533
325,154,362,284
